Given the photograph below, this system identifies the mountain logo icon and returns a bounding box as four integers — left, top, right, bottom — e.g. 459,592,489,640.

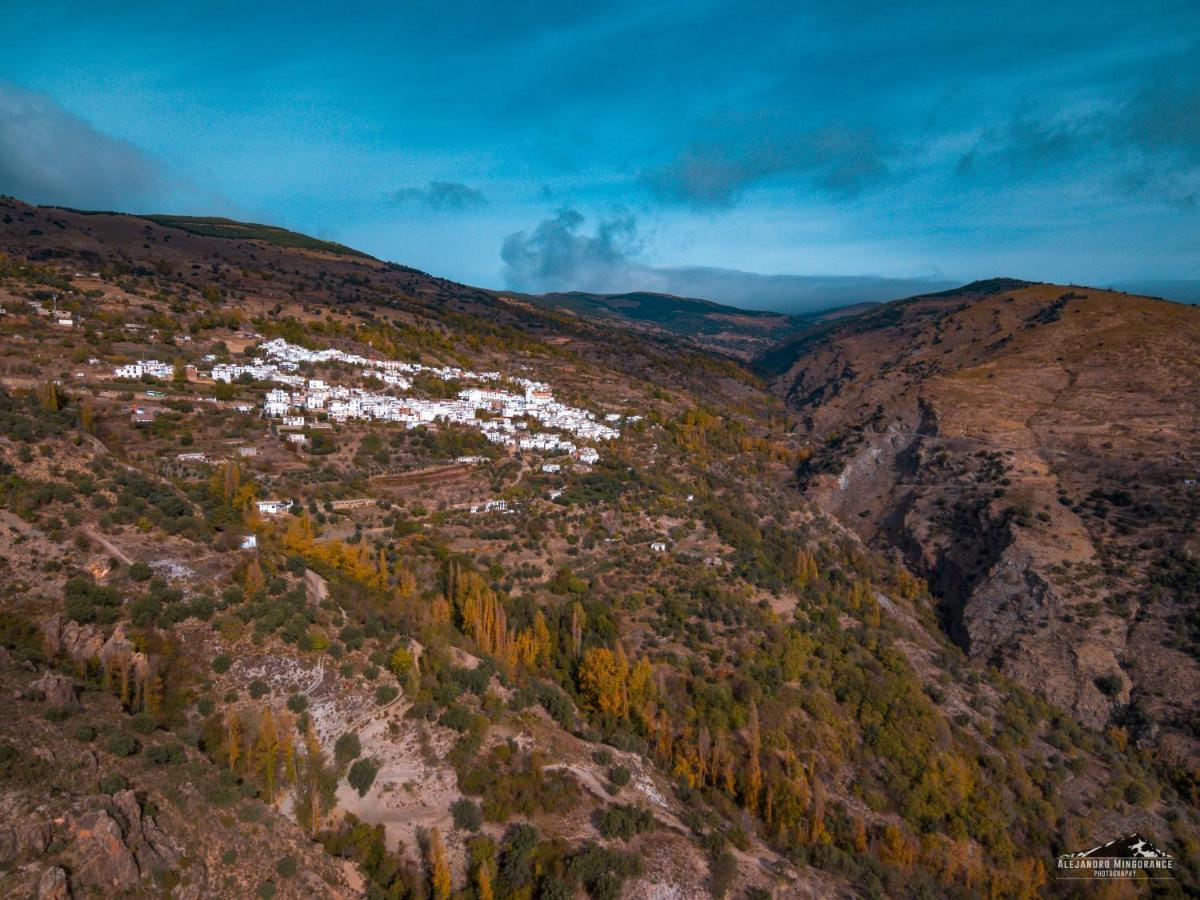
1056,833,1175,879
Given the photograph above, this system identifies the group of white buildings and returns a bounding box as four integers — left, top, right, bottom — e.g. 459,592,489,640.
113,338,623,464
114,359,174,380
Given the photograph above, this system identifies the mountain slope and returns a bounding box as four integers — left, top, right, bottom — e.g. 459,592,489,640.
759,279,1200,765
1,200,1197,897
521,291,800,359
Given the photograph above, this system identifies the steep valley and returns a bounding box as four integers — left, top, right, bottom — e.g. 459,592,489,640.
761,280,1200,765
0,201,1196,899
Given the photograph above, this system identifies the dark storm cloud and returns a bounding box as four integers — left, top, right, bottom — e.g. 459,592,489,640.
392,180,487,211
501,209,950,312
642,125,890,208
0,80,167,210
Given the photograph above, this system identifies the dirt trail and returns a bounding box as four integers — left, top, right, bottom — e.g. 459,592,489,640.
86,527,132,565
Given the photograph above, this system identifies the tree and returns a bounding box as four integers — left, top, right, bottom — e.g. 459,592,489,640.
334,731,361,772
347,757,380,797
294,721,336,837
476,861,494,900
226,711,242,772
256,708,280,801
79,398,96,434
578,647,625,719
428,827,451,900
744,700,761,815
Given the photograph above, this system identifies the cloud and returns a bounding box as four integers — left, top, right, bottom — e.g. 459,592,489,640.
500,207,641,293
501,209,950,312
957,73,1200,206
392,180,487,211
642,125,890,208
0,80,168,210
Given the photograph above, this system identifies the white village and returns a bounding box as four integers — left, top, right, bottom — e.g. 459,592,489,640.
114,338,625,468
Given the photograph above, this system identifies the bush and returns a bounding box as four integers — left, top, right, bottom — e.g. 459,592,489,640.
276,856,297,878
597,804,656,841
286,694,308,714
73,724,97,742
439,704,473,733
1095,673,1123,696
211,654,232,674
145,743,185,765
106,733,139,757
565,843,642,899
709,851,738,898
608,765,631,789
131,711,158,734
389,646,414,677
100,773,130,793
249,679,269,700
451,797,482,832
334,732,361,770
128,562,152,582
347,758,380,797
375,685,399,706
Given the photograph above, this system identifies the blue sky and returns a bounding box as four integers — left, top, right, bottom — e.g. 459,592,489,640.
2,0,1198,310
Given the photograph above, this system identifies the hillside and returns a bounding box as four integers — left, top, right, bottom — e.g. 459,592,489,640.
759,279,1200,770
0,199,1197,898
522,291,801,360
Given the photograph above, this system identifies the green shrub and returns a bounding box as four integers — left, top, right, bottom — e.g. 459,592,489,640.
439,704,472,733
334,732,361,770
347,758,380,797
100,773,129,793
286,694,308,714
597,804,656,841
211,654,232,674
131,711,158,734
145,743,185,765
275,856,297,878
106,733,139,757
249,679,269,700
451,797,482,832
375,685,399,706
73,724,97,742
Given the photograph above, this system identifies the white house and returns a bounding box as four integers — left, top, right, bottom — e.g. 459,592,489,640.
650,541,668,553
256,499,292,516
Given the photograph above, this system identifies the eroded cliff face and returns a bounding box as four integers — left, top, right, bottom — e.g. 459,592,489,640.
766,282,1200,746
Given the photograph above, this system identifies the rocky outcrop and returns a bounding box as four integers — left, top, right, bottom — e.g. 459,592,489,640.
41,617,150,681
70,809,140,891
68,792,178,892
110,789,178,873
31,672,79,708
36,866,69,900
0,819,56,864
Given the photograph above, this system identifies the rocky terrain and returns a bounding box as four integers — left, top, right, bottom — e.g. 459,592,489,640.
0,200,1197,898
760,279,1200,767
